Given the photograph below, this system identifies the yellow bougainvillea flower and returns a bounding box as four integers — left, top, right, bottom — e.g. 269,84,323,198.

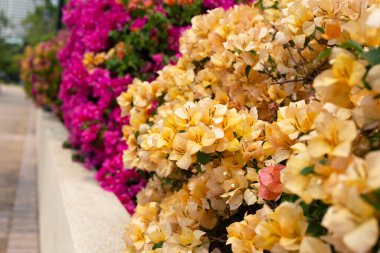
227,214,262,253
352,94,380,129
120,2,380,253
165,227,207,252
169,133,195,170
82,52,95,70
254,202,308,252
82,52,106,71
322,187,378,253
187,124,217,152
313,48,366,107
146,221,171,245
276,100,321,140
307,107,357,158
124,202,159,251
281,147,329,203
343,7,380,47
299,236,332,253
364,151,380,189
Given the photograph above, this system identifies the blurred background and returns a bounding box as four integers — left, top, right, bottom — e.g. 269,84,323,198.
0,2,67,253
0,0,63,84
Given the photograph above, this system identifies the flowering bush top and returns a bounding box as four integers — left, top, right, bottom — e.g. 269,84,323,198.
58,0,246,213
119,0,380,252
21,32,67,115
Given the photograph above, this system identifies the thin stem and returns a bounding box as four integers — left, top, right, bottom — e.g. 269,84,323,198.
270,78,309,85
286,46,307,75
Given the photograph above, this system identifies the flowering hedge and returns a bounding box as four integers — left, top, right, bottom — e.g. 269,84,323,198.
119,0,380,252
20,32,67,116
57,0,246,213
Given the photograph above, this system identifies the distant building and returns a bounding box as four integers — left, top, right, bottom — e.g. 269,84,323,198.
0,0,43,44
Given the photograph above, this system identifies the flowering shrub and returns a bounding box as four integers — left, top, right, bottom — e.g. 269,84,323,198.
20,32,67,116
58,0,245,213
57,0,139,212
119,0,380,252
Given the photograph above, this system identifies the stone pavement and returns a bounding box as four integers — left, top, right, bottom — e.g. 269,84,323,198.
0,85,39,253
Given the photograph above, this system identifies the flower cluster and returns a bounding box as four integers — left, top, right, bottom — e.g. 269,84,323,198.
58,0,244,213
120,0,380,252
83,0,250,82
57,0,144,212
20,32,67,116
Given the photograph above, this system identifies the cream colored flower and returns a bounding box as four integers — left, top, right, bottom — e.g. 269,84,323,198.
322,187,378,253
343,6,380,47
254,202,308,252
308,108,357,158
313,48,366,107
227,214,262,253
299,236,332,253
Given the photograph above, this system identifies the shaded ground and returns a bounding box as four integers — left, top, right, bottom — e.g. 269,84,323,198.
0,84,39,253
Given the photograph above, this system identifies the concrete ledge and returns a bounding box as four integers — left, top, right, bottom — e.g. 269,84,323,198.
36,109,129,253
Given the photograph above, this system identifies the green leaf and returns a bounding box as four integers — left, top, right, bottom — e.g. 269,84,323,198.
341,40,364,55
197,151,211,165
72,154,84,163
300,200,329,237
300,165,315,176
363,78,372,91
316,48,332,63
152,241,164,250
315,26,325,34
62,141,72,149
281,194,299,203
245,65,251,78
362,188,380,211
254,0,264,10
194,164,203,173
306,220,328,237
364,48,380,66
157,94,165,106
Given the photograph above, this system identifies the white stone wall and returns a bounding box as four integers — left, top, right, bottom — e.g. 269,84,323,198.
37,109,130,253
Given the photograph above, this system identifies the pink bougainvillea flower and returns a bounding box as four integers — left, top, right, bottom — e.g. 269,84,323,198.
258,165,286,200
130,17,148,32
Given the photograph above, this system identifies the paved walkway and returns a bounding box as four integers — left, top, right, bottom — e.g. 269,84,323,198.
0,85,39,253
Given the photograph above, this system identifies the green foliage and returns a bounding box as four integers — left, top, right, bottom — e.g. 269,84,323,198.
197,151,211,165
105,1,207,81
364,48,380,67
341,40,364,55
0,10,8,26
0,41,23,82
245,65,252,77
22,1,58,46
300,165,315,175
107,11,173,79
316,47,332,63
152,241,164,249
300,200,329,237
362,188,380,211
164,0,202,26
